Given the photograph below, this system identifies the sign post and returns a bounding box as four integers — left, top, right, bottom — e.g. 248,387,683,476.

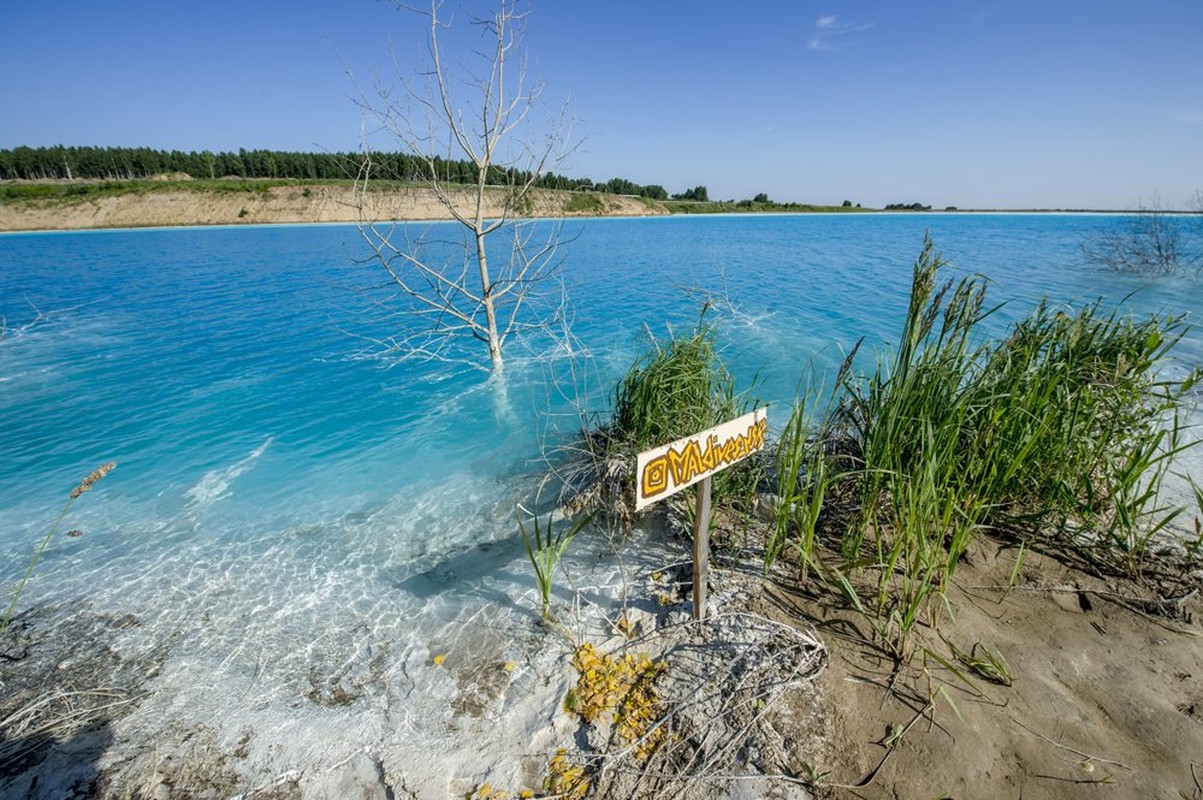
693,475,712,619
635,408,767,620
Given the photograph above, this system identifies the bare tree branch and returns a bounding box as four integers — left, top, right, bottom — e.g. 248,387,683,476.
1082,194,1203,275
0,297,83,344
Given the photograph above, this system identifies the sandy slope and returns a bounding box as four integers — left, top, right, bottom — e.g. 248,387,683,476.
0,184,667,232
751,541,1203,800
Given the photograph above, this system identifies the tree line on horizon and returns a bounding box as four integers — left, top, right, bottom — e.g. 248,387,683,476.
0,145,674,200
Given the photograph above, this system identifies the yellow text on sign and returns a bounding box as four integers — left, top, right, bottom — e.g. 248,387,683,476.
634,408,768,511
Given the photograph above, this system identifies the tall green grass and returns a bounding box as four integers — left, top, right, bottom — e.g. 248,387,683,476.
770,235,1199,658
617,315,764,513
612,318,742,453
576,235,1195,658
572,311,760,523
767,384,834,580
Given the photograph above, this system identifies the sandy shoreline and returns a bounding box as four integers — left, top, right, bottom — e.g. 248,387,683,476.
0,184,667,233
3,505,1201,799
1,183,1161,234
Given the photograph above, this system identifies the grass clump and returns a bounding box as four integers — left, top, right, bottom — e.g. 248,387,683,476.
569,311,760,524
769,234,1199,659
612,317,742,455
969,299,1194,561
949,640,1014,687
516,491,592,621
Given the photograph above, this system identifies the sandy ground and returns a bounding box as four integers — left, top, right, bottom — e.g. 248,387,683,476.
745,541,1203,800
0,184,667,232
3,506,1200,799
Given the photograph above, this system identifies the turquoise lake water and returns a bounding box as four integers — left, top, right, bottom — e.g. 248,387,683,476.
1,213,1201,778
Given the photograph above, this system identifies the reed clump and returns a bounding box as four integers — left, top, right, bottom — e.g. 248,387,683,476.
569,310,761,525
612,316,741,455
769,234,1199,659
526,315,755,617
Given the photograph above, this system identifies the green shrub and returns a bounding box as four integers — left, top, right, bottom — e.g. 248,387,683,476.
564,192,605,215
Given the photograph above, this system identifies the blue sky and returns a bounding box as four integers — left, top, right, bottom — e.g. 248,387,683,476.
2,1,1200,209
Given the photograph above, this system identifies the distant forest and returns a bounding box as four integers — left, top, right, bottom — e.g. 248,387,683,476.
0,145,671,200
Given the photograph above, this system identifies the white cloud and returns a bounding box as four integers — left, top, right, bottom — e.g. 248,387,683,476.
1173,111,1203,125
809,15,873,51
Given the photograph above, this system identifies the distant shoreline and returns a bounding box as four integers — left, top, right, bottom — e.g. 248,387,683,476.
0,178,1176,233
0,180,669,233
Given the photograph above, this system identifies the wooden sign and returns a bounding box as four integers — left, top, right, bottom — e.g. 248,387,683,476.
635,407,768,511
634,408,768,620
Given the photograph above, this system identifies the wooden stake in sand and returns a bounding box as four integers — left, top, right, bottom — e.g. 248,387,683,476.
693,475,712,618
635,408,768,620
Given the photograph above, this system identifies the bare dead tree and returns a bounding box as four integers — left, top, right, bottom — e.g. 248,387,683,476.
1082,194,1201,275
351,0,577,372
